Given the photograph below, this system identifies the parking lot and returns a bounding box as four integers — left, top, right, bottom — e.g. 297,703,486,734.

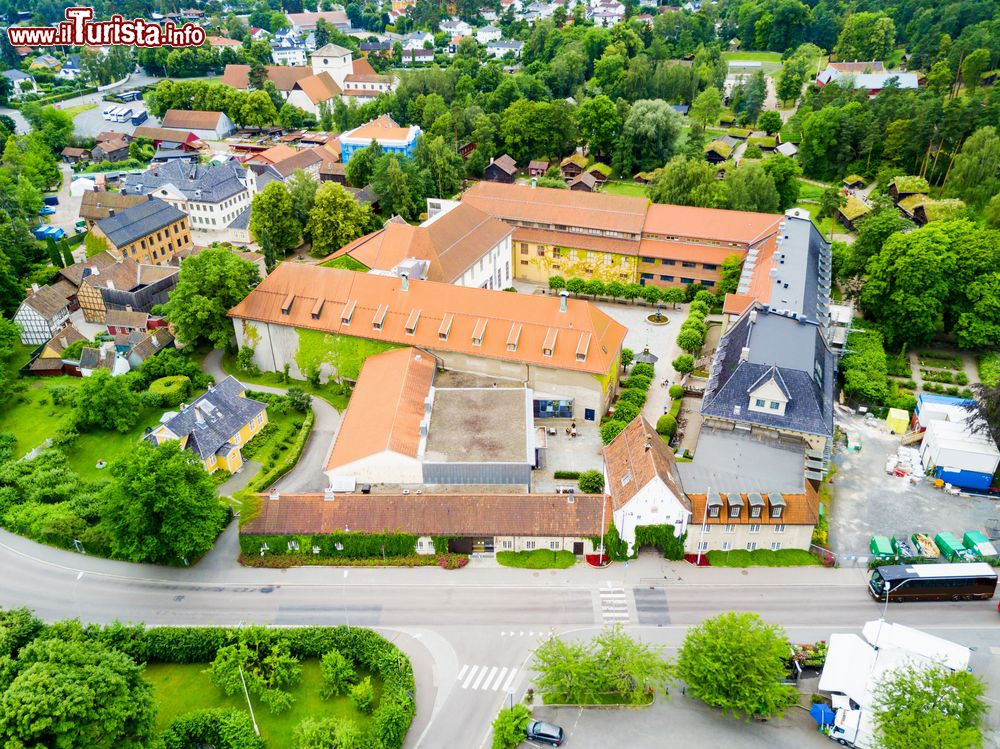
828,408,1000,559
71,97,161,138
529,694,829,749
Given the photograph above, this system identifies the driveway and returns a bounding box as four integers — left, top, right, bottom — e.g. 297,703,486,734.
49,163,84,239
828,408,1000,560
203,349,343,493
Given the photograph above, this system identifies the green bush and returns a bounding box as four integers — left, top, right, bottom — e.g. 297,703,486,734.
634,524,685,560
656,414,677,439
978,353,1000,387
160,708,264,749
491,704,532,749
841,325,890,403
351,675,375,714
600,420,627,445
621,374,651,390
955,372,969,386
669,384,684,399
672,354,694,374
706,548,822,567
553,470,580,479
578,469,605,493
147,375,191,407
246,410,314,491
496,549,577,569
611,400,639,423
287,385,312,413
631,362,655,378
619,388,647,408
320,649,358,698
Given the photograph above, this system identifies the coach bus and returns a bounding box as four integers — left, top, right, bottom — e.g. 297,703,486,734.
869,562,998,602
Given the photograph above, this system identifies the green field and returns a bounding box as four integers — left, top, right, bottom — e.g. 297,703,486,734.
497,549,577,569
61,102,97,119
722,51,783,76
220,351,350,412
796,179,833,202
792,201,835,237
146,660,377,749
602,180,648,197
706,548,822,567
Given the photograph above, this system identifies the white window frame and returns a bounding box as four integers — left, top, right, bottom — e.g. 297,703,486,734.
770,541,781,551
746,541,757,551
774,524,785,534
525,540,536,550
697,541,708,552
724,524,735,534
721,541,732,551
749,524,761,534
549,540,560,550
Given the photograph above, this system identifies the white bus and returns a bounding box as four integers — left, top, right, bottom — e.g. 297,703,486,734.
112,107,133,123
102,105,116,120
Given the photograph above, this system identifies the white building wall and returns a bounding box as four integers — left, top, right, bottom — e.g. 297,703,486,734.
286,90,321,116
14,304,64,345
273,47,308,66
684,523,813,553
611,480,690,552
326,450,423,486
455,235,512,290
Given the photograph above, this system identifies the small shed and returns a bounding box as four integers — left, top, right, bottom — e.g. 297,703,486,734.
559,153,587,179
885,408,908,435
568,172,597,192
888,176,930,203
484,154,517,183
836,195,870,231
919,418,1000,491
527,160,549,177
70,177,97,197
843,174,865,189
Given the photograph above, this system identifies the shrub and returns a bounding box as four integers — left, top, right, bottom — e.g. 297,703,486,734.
669,384,684,399
672,354,694,374
578,470,605,493
600,420,627,444
841,325,889,403
294,717,362,749
548,275,566,290
634,524,685,560
956,372,968,386
620,348,635,369
553,471,580,479
693,290,716,306
619,388,647,408
148,375,190,407
491,704,532,749
160,708,264,749
689,300,710,316
676,327,705,353
48,384,75,406
656,414,677,439
631,362,655,378
611,400,639,423
320,649,358,698
621,374,651,390
351,676,375,714
496,549,576,569
978,353,1000,387
287,385,312,413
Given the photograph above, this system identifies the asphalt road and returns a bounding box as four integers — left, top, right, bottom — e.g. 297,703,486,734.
3,527,999,748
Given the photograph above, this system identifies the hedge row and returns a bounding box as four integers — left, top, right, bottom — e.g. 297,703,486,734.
21,86,99,106
241,530,419,559
247,410,314,492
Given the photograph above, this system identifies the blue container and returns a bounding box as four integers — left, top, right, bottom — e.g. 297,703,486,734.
934,467,993,491
43,195,59,206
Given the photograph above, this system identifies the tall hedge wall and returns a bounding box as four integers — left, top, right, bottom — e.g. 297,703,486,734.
240,530,419,559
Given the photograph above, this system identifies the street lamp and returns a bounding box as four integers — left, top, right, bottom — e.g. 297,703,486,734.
695,486,710,566
343,569,350,630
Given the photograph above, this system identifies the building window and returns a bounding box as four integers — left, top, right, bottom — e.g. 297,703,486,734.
525,540,536,550
702,524,710,534
552,248,561,257
708,506,719,518
502,540,512,549
697,541,708,552
549,540,559,550
536,248,544,257
755,398,765,407
520,260,528,265
641,273,653,280
703,280,715,288
703,263,717,271
721,541,732,551
662,259,676,265
770,401,780,410
681,277,693,284
729,506,739,518
682,261,696,268
751,506,761,518
641,256,656,263
724,524,735,534
746,541,757,551
775,524,785,534
770,542,781,551
749,524,761,534
772,507,783,519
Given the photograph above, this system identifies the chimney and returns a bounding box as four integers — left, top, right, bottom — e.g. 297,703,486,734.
108,207,115,217
739,346,750,362
30,283,39,293
644,442,651,452
323,488,335,501
531,177,537,188
489,156,494,165
400,271,409,291
269,489,280,500
125,304,133,312
559,289,568,312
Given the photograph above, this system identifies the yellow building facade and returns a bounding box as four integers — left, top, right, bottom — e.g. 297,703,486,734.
513,237,639,284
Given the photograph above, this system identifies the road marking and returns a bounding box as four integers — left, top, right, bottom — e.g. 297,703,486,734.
471,667,490,690
501,668,518,692
599,586,631,624
76,571,83,580
478,666,497,690
490,667,509,690
462,666,479,689
457,664,468,681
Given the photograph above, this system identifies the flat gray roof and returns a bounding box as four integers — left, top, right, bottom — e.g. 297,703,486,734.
677,428,805,494
423,388,532,464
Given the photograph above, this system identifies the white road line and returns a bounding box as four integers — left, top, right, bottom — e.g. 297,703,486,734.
462,665,479,689
471,666,490,690
457,664,469,681
479,666,498,690
501,668,518,692
491,667,509,690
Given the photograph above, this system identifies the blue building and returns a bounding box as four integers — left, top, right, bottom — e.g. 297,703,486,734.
340,114,421,163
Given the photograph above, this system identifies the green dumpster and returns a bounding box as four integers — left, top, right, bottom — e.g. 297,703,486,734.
911,533,939,558
891,536,916,557
934,532,973,562
869,535,893,559
963,530,998,558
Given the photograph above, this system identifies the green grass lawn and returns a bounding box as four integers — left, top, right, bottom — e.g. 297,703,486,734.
145,660,376,749
239,405,304,466
722,51,783,76
497,549,576,569
792,201,835,236
602,180,648,197
0,373,161,480
797,179,833,201
220,351,350,412
61,103,97,119
706,548,822,568
320,255,369,272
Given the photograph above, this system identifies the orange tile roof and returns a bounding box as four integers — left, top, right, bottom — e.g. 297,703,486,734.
242,492,612,537
251,144,299,164
270,147,326,177
603,415,688,512
351,57,378,76
722,293,755,316
221,64,314,91
687,482,819,526
342,114,414,143
643,204,782,246
207,35,243,47
228,263,626,376
720,233,780,312
329,203,513,283
462,181,648,236
327,348,435,470
512,226,640,256
295,72,342,104
637,238,747,265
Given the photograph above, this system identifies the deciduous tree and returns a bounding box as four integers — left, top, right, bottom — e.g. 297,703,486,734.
73,371,140,433
372,155,422,220
678,612,797,719
250,181,302,256
946,126,999,208
345,140,384,188
727,162,779,213
577,95,621,160
306,182,374,258
834,12,895,61
614,99,683,176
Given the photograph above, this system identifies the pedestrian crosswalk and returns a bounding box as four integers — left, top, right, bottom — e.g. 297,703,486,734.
600,585,630,623
456,664,519,691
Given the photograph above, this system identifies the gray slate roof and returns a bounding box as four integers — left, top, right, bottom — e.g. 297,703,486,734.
701,305,834,438
95,198,186,248
121,160,249,204
229,206,251,230
152,376,267,459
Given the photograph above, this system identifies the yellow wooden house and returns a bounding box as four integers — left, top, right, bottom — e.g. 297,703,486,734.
145,376,268,473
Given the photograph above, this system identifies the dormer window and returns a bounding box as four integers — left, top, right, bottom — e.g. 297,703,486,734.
755,398,765,407
472,318,487,346
438,313,453,340
372,304,387,331
769,401,780,410
730,505,740,518
769,493,786,519
709,506,720,518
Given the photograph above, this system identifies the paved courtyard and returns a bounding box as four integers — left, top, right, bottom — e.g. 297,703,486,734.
72,97,162,138
828,408,1000,560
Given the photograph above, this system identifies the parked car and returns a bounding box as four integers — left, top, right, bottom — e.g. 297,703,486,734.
43,196,59,206
38,206,55,215
526,720,564,746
